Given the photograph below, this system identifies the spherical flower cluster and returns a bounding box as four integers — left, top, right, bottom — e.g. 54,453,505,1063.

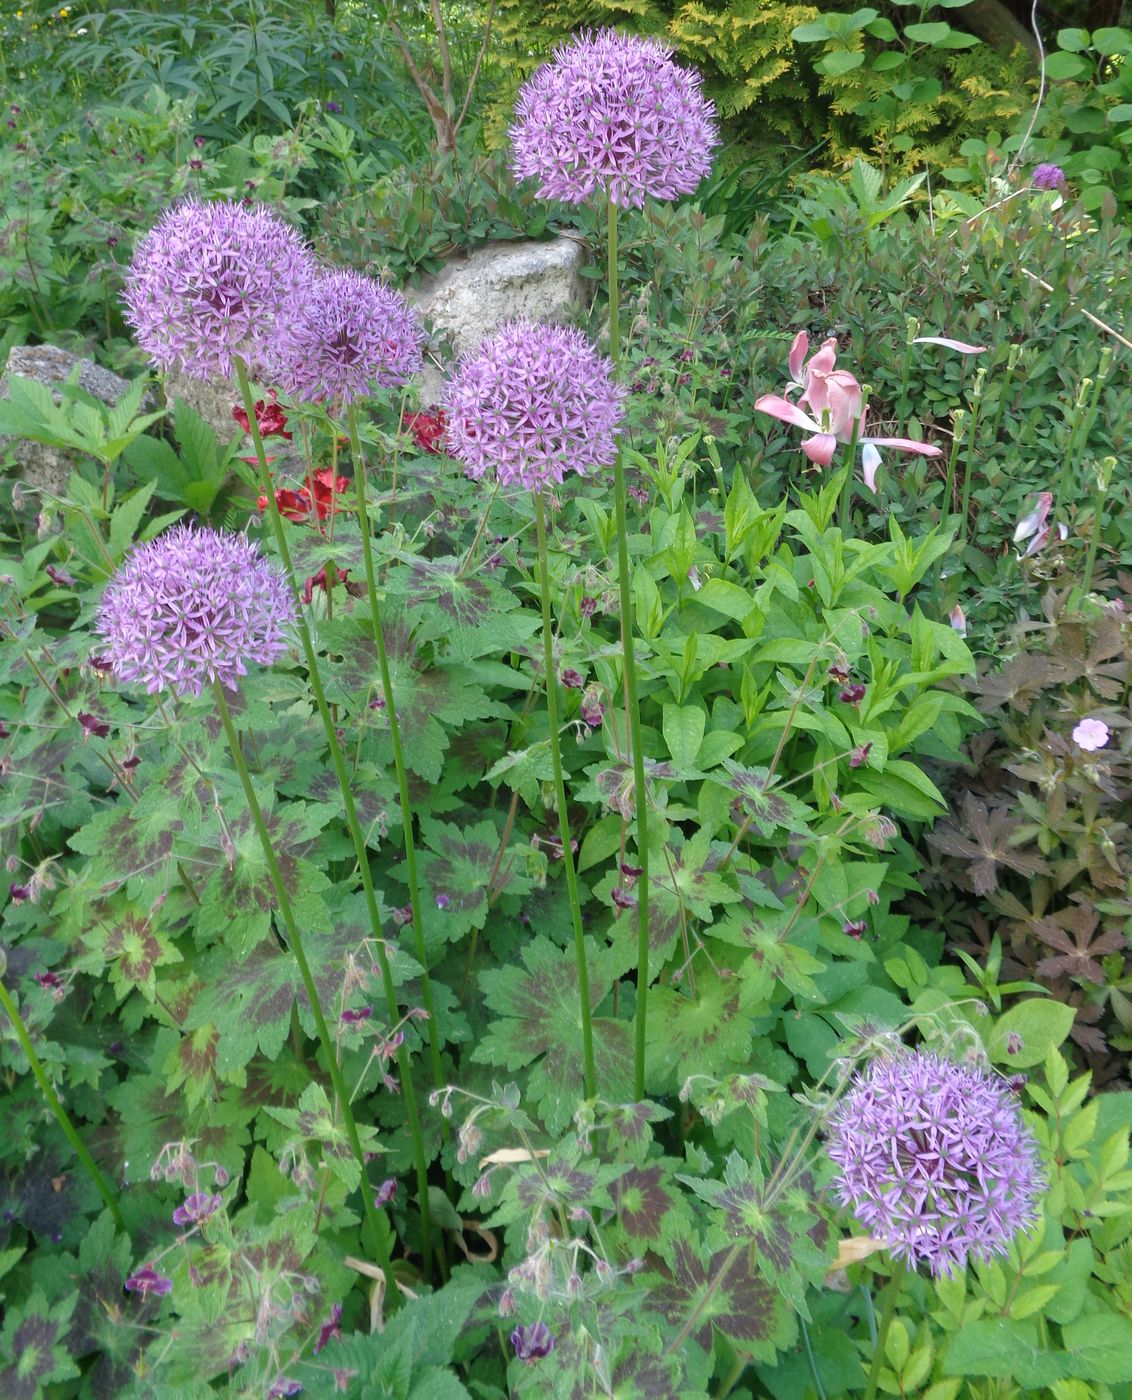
123,199,315,381
96,524,294,698
510,29,718,209
270,268,424,404
826,1050,1043,1277
1032,163,1067,191
443,320,625,492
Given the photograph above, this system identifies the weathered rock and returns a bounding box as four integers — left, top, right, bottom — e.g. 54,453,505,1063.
0,345,147,500
405,236,588,406
162,369,244,442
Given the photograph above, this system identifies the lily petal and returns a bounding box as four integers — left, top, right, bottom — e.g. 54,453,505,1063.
913,336,987,354
755,394,824,434
802,433,839,467
1013,491,1053,544
861,442,882,491
787,330,809,386
864,436,943,458
950,604,968,636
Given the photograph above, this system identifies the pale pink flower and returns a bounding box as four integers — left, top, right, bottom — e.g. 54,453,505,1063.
912,336,986,354
949,604,967,636
1072,718,1110,752
1013,492,1068,559
758,331,941,478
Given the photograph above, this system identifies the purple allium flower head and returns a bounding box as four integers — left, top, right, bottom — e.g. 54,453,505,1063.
511,1320,555,1363
270,268,424,405
827,1050,1043,1278
125,1264,173,1297
95,524,294,698
1032,163,1067,190
510,29,718,208
123,198,315,381
444,320,625,492
172,1192,222,1227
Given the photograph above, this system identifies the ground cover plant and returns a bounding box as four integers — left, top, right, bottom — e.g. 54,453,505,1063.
2,4,1132,1399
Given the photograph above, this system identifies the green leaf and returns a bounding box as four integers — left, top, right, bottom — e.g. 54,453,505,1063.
1057,26,1091,51
1046,50,1090,78
944,1315,1132,1384
820,50,866,76
988,999,1076,1068
663,704,707,772
904,21,952,43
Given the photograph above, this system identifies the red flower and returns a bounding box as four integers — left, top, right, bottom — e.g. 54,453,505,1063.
257,469,350,525
302,563,354,605
405,409,447,455
233,389,292,441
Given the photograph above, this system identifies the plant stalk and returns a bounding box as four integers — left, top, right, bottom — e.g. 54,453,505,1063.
0,978,125,1230
347,403,443,1092
535,492,596,1097
608,198,652,1101
235,358,430,1289
863,1260,907,1400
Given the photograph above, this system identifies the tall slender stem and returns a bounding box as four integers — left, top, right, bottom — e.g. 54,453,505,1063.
234,359,430,1289
0,977,124,1229
863,1261,906,1400
607,200,651,1101
347,404,443,1092
212,681,391,1274
958,367,986,545
535,492,595,1097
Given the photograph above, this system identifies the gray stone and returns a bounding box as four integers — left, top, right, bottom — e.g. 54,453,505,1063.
1,344,152,500
405,236,588,406
162,369,244,442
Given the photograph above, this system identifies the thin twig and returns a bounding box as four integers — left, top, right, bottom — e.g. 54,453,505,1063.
1020,270,1132,352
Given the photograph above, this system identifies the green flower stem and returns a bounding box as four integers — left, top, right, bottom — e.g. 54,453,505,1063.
863,1260,907,1400
897,315,918,415
1082,456,1116,595
987,343,1021,446
608,199,651,1101
941,408,966,520
1053,350,1111,530
346,403,443,1093
212,680,392,1277
534,491,596,1098
958,367,986,545
838,407,864,536
0,976,124,1230
234,358,430,1292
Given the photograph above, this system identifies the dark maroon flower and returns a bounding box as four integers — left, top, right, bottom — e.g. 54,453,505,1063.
125,1265,173,1297
35,971,63,991
842,919,867,939
611,885,636,911
405,408,447,454
268,1380,302,1398
828,662,851,681
561,667,584,689
1006,1031,1024,1056
381,1031,404,1059
9,884,31,904
579,595,597,618
172,1192,222,1227
77,712,110,739
193,135,205,149
45,564,76,586
374,1178,397,1208
324,100,342,114
849,743,872,768
620,862,643,879
313,1302,343,1354
580,684,605,728
839,684,867,706
511,1321,555,1363
189,159,203,170
340,1006,372,1026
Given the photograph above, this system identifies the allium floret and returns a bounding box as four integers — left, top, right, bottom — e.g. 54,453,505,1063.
443,320,625,491
510,29,718,208
270,268,425,404
96,524,295,698
123,198,315,380
827,1049,1043,1277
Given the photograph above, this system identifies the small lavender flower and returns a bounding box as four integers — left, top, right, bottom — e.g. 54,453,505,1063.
123,198,315,380
444,320,625,492
827,1050,1043,1277
511,1320,555,1363
95,524,294,698
124,1265,173,1297
1032,163,1067,191
510,29,718,208
172,1192,222,1227
270,268,424,405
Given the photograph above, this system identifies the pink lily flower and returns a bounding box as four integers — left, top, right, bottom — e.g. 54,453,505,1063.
949,604,968,636
759,331,942,479
912,336,986,354
1013,491,1068,559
